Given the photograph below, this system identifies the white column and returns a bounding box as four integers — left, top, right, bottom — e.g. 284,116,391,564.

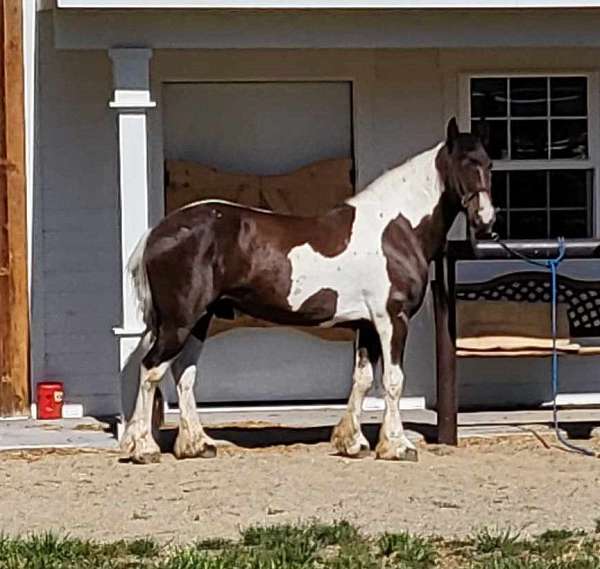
109,48,156,370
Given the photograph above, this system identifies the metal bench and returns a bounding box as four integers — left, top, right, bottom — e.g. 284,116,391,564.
432,239,600,445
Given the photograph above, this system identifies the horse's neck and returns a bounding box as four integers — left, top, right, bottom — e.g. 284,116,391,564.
414,189,461,262
347,143,458,261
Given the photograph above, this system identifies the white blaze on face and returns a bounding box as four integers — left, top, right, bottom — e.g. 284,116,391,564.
477,189,495,225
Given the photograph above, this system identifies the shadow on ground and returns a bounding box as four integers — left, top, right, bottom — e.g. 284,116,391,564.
157,422,436,453
154,421,598,454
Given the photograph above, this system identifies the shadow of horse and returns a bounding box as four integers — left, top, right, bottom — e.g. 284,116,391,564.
156,422,438,454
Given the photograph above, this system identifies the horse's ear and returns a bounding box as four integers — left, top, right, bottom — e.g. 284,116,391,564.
446,117,459,151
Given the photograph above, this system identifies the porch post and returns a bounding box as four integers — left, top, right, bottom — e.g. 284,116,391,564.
433,254,458,446
0,0,29,417
109,48,156,370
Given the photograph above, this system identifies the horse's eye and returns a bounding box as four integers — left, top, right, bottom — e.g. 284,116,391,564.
488,162,494,171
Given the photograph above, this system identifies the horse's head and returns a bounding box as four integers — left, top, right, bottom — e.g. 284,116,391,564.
441,117,495,238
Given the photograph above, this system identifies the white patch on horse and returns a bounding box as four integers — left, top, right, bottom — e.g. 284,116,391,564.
477,190,495,225
286,144,444,320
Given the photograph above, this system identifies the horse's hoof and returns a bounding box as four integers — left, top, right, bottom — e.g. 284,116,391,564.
131,451,162,465
375,440,418,462
199,443,217,459
120,426,161,464
174,435,218,460
350,442,371,458
120,437,134,455
332,436,370,458
331,417,369,458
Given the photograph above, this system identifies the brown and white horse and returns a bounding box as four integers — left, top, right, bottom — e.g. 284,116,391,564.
121,117,494,464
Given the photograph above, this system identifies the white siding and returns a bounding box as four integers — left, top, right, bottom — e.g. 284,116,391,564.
36,14,121,415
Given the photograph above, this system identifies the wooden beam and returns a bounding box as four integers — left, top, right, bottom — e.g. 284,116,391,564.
433,255,458,446
0,0,29,416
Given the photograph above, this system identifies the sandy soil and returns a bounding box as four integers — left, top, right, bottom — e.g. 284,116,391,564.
1,435,599,543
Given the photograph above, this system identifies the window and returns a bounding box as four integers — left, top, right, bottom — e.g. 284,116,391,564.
469,75,594,239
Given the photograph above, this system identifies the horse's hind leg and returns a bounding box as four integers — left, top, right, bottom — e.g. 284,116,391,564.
331,323,380,457
171,315,222,459
120,329,184,464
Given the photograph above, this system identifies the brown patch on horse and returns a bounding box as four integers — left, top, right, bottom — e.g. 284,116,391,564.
297,288,339,320
308,206,355,257
381,213,429,365
413,190,461,261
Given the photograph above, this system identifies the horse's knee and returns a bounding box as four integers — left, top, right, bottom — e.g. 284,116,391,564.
142,327,188,371
354,367,374,392
143,361,171,384
352,347,375,390
171,336,204,382
383,369,405,400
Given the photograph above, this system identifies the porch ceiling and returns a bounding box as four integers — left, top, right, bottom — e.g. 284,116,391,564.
54,1,600,9
53,6,600,50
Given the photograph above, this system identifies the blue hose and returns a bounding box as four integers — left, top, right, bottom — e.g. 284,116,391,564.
490,234,596,457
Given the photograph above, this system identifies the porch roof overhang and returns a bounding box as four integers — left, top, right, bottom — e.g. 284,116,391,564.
54,0,600,8
52,4,600,50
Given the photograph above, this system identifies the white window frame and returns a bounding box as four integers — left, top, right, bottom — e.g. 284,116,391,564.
459,71,600,239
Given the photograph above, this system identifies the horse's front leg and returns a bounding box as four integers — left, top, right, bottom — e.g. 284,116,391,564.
331,325,379,457
373,312,418,462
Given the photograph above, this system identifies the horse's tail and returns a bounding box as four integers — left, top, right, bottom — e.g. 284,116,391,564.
127,229,156,333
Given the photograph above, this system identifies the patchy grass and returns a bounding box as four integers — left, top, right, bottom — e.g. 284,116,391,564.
1,522,600,569
0,532,160,568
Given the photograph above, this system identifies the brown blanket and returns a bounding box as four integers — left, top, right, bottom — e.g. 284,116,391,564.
456,300,580,352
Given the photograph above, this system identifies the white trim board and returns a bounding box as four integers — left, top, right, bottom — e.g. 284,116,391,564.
542,392,600,407
164,397,427,414
55,1,600,8
30,403,84,420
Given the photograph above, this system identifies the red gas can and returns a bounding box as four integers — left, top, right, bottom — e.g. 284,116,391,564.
36,381,64,420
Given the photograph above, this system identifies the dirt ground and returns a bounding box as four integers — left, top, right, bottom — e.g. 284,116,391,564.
1,434,599,543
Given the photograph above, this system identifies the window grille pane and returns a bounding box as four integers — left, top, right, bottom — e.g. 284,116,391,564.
493,210,508,239
510,210,547,238
471,78,507,118
550,170,592,208
550,119,588,159
511,120,548,160
550,211,589,238
491,170,507,209
510,77,547,117
469,75,592,240
550,77,587,116
509,170,547,208
472,119,508,160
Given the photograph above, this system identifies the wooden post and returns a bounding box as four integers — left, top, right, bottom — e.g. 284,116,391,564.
432,254,457,445
0,0,29,416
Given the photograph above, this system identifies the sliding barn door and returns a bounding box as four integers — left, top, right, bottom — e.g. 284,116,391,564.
162,81,355,406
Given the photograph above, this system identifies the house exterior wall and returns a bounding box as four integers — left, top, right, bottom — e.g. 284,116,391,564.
35,14,121,415
35,8,600,415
